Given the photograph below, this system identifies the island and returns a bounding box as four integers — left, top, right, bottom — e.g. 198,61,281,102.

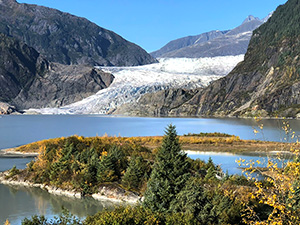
1,125,300,224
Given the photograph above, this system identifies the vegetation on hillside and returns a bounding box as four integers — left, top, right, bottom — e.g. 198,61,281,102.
234,0,300,75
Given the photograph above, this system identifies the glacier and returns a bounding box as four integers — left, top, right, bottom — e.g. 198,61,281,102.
27,55,244,115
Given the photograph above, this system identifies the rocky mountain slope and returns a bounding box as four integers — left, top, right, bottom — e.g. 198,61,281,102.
151,15,268,58
0,0,156,66
0,33,114,111
125,0,300,118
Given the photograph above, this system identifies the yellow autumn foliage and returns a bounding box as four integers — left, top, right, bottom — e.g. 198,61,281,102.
241,119,300,224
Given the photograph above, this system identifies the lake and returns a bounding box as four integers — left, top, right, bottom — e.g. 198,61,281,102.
0,115,299,224
0,115,300,150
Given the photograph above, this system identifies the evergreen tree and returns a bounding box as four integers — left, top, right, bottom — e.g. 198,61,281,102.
204,166,217,182
97,152,117,183
85,148,100,186
143,124,190,212
97,145,127,183
170,177,208,224
206,157,216,170
122,156,149,190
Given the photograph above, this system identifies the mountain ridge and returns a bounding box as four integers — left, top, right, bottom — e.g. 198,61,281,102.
0,0,156,66
150,30,229,58
151,15,267,58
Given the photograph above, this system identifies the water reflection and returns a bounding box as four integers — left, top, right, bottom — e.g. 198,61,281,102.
0,184,114,225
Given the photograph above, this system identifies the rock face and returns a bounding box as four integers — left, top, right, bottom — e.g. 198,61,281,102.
0,33,49,104
0,33,114,110
0,0,156,66
0,102,18,114
151,15,266,58
125,0,300,118
13,63,114,109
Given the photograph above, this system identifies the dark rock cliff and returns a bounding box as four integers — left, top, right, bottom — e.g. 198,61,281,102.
0,0,156,66
0,33,114,110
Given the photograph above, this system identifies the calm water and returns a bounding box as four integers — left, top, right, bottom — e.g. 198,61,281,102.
0,115,300,150
0,157,33,172
0,115,300,224
0,183,114,225
188,151,291,176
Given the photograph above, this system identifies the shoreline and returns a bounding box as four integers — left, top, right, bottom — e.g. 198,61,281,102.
0,148,39,158
1,146,294,158
2,112,299,120
0,171,141,204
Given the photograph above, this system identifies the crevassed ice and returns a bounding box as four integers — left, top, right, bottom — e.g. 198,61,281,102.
27,55,244,115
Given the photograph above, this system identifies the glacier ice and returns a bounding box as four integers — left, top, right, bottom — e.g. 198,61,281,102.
27,55,244,114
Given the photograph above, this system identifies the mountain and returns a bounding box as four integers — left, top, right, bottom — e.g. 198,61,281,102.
151,15,266,58
0,0,156,66
0,33,114,111
242,15,260,24
123,0,300,118
150,30,229,58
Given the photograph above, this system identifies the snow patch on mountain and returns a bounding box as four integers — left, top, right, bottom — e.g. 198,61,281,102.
27,55,244,115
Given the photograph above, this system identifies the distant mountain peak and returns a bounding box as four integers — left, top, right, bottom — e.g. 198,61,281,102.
242,15,260,24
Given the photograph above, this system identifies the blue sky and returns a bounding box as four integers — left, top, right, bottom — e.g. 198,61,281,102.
18,0,287,52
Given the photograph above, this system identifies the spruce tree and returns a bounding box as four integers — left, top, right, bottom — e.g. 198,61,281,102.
97,145,127,183
143,124,190,212
204,166,216,182
122,156,149,190
170,177,208,220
